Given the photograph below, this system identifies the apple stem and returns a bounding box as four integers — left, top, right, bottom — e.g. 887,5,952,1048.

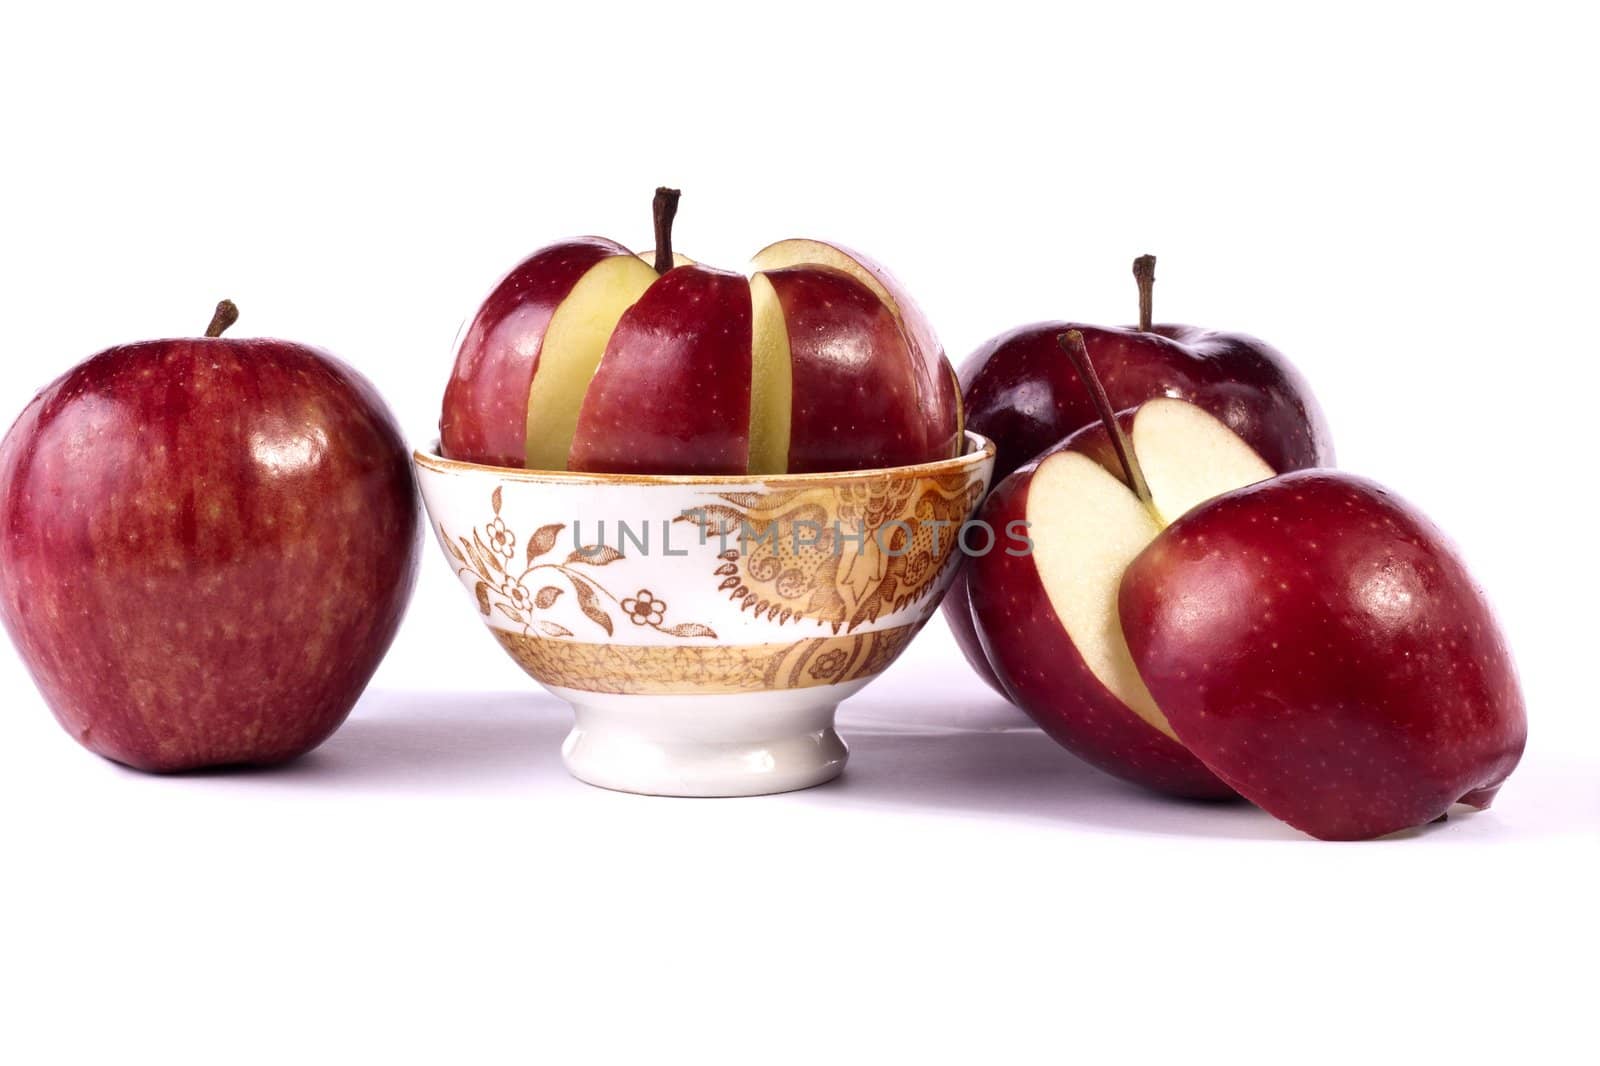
652,187,681,275
1132,255,1156,332
205,300,239,338
1058,329,1153,506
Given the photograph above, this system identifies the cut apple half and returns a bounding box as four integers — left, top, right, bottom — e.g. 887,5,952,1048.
1031,398,1274,739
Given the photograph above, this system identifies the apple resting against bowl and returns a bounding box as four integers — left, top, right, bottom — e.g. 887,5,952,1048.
418,189,991,796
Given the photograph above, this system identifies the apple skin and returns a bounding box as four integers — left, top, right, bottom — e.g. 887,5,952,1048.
440,237,630,467
1119,470,1526,840
0,337,420,772
764,266,929,473
948,322,1333,695
570,265,754,475
967,459,1236,799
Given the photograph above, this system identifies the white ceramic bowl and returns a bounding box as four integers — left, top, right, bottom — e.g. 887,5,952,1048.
415,433,994,796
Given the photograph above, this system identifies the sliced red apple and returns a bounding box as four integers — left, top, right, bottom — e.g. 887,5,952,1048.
523,253,659,470
568,265,754,475
969,396,1273,797
759,266,927,473
441,237,635,467
753,238,961,458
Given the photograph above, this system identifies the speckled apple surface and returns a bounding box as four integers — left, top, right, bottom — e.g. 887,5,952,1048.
0,338,420,772
1119,470,1527,840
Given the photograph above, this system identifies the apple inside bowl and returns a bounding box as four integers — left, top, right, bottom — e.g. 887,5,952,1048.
415,433,994,796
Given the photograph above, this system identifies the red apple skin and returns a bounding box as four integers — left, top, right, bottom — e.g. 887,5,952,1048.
808,242,962,459
764,266,931,474
1119,470,1526,840
947,322,1333,695
569,265,754,475
967,461,1236,799
0,338,420,772
440,237,630,467
960,323,1333,485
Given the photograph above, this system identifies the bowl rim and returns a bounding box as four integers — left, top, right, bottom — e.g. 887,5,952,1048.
414,431,995,485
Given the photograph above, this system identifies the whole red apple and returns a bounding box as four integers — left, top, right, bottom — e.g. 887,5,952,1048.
947,256,1334,693
0,301,420,772
1120,470,1526,840
440,188,962,475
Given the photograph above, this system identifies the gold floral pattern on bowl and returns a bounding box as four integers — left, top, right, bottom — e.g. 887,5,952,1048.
442,485,718,641
676,469,985,633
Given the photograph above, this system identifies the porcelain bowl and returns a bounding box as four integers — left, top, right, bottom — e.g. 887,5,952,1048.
414,433,994,796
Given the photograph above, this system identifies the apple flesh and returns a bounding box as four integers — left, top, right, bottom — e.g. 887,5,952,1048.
1119,470,1527,840
439,201,962,475
969,398,1276,797
0,314,419,772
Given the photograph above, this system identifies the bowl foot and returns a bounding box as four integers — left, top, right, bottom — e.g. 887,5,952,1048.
551,686,851,797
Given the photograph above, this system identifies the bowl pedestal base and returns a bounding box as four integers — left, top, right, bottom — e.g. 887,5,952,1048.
550,683,868,797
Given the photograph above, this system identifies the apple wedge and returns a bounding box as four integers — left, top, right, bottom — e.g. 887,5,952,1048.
569,265,754,475
441,237,643,468
753,238,962,459
970,394,1274,797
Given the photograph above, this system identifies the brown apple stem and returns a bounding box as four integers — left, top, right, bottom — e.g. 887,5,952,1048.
652,187,681,275
205,300,239,338
1058,329,1153,506
1132,255,1156,332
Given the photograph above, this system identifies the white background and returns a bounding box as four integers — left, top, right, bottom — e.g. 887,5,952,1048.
2,2,1596,1063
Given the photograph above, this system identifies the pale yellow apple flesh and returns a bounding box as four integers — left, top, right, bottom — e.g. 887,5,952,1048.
1029,399,1275,738
747,273,793,475
636,250,696,269
524,254,659,470
751,238,900,314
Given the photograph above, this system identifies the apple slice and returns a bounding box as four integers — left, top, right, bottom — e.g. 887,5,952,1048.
441,237,634,467
747,273,793,475
753,238,961,458
568,265,754,475
970,394,1274,797
523,253,658,470
759,266,928,473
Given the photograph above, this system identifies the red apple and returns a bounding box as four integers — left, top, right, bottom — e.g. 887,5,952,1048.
969,381,1277,797
947,256,1333,693
0,301,419,772
969,331,1524,836
439,188,963,474
1119,470,1526,840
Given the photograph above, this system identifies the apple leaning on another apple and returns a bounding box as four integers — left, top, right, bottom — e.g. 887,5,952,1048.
969,332,1525,837
1120,470,1526,840
946,256,1334,693
440,189,962,475
0,302,420,772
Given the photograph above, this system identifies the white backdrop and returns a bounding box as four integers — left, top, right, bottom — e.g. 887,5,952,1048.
1,3,1595,1063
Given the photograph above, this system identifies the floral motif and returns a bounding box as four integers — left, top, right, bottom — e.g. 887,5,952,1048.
808,648,849,680
621,590,667,627
486,516,516,558
501,579,534,611
441,487,718,643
